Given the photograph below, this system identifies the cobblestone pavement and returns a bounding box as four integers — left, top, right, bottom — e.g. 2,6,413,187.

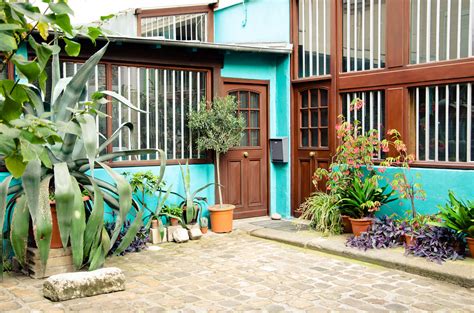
1,231,473,312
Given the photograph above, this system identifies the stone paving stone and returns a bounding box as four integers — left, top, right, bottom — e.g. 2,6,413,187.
1,231,473,312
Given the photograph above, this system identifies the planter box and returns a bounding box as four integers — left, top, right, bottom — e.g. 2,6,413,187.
26,247,74,279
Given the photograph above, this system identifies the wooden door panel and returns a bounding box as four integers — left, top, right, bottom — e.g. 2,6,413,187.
248,159,263,205
221,82,269,219
297,158,312,206
227,160,243,207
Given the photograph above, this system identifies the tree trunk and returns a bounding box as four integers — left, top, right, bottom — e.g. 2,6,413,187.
216,151,223,208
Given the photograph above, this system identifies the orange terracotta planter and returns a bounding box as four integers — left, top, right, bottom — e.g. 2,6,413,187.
208,204,235,233
467,237,474,258
404,234,416,247
200,227,208,234
349,218,373,236
49,203,63,249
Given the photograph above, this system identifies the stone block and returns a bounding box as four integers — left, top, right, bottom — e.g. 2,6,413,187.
271,213,282,220
167,225,183,241
43,267,125,302
172,228,189,243
188,228,202,240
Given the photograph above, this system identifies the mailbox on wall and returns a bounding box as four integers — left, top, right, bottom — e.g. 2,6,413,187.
270,137,289,163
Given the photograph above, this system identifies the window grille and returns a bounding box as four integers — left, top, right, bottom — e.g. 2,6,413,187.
342,0,386,72
140,13,208,42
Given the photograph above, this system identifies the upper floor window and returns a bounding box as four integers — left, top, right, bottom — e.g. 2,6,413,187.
298,0,331,78
412,82,473,163
137,6,214,42
342,0,386,72
410,0,473,64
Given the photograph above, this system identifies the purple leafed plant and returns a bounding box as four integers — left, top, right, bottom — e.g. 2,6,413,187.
405,226,465,264
346,216,405,250
105,221,149,256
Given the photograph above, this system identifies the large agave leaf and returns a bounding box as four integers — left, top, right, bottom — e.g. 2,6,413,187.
113,210,143,256
83,181,104,260
53,162,74,248
10,195,29,267
97,122,133,154
100,90,148,113
179,162,194,223
0,176,12,279
35,176,53,269
97,162,132,249
55,43,108,123
70,176,86,270
77,114,98,177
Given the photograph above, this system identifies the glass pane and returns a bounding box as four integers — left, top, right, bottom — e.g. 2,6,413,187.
250,92,259,109
241,131,249,146
250,111,259,128
241,111,249,127
250,130,260,146
240,92,249,108
321,128,328,147
229,91,238,99
301,91,308,108
320,108,328,127
310,89,319,107
301,129,309,147
311,129,318,147
311,110,318,127
320,89,328,107
301,110,309,127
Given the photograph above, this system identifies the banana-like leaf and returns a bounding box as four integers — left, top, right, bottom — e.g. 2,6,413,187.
77,114,98,177
0,176,12,279
100,90,148,113
113,210,143,256
83,181,104,260
55,44,108,123
70,176,86,270
10,195,29,267
97,122,133,154
98,162,132,249
53,162,74,248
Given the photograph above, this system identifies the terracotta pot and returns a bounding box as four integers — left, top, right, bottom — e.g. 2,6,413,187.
170,217,179,226
151,219,159,229
466,237,474,258
208,204,235,233
349,218,373,236
49,203,63,249
200,227,208,234
341,215,353,233
404,234,416,247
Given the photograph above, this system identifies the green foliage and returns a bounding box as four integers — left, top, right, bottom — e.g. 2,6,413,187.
431,191,474,238
299,192,342,236
162,205,183,220
188,96,246,154
339,174,396,219
0,42,160,278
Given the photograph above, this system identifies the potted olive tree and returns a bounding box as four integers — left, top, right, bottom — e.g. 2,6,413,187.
188,96,245,233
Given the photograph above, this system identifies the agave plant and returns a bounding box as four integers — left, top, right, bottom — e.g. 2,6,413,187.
0,43,163,278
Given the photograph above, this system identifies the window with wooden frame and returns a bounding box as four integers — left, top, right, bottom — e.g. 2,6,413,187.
412,82,473,163
137,5,214,42
410,0,473,65
48,61,209,163
229,90,261,147
297,0,331,78
299,88,329,148
342,0,386,72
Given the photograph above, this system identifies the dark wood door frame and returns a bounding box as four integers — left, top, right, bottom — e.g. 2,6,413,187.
219,77,271,218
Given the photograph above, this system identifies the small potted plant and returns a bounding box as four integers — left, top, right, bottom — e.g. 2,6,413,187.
431,191,474,257
200,217,209,234
339,175,395,236
162,205,183,226
188,96,246,233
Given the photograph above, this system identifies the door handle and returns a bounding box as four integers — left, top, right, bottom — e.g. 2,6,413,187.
309,151,315,157
243,151,249,158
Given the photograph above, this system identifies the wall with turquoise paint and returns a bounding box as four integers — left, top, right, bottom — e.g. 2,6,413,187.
214,0,290,44
221,53,292,218
376,167,474,218
1,164,215,232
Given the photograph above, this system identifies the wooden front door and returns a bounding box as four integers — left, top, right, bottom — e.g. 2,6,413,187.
292,82,332,216
221,81,269,219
